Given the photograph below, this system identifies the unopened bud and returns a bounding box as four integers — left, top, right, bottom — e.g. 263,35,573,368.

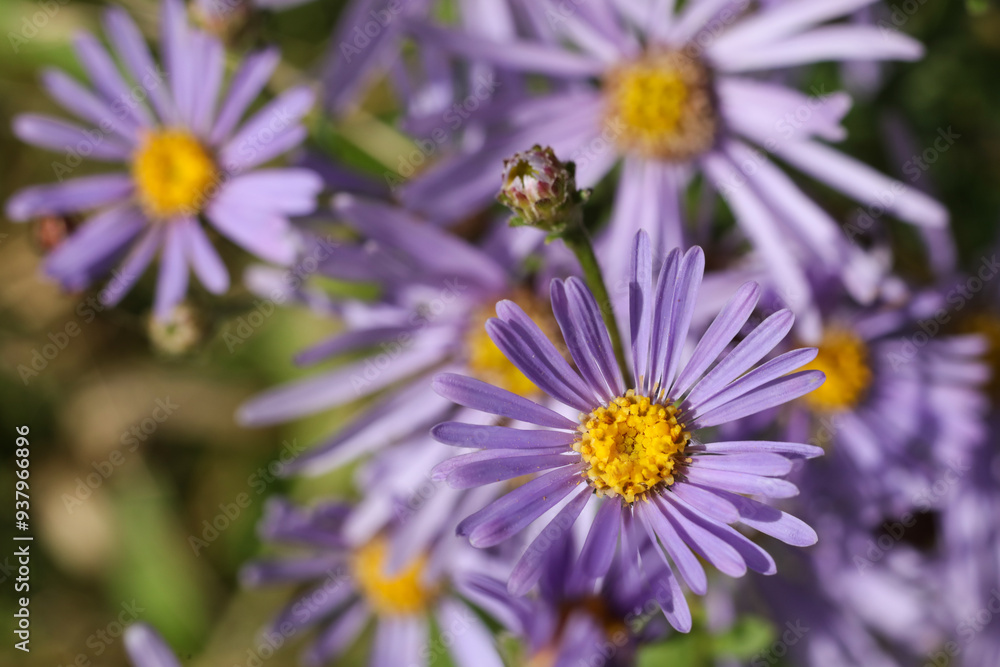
148,303,202,355
498,145,577,232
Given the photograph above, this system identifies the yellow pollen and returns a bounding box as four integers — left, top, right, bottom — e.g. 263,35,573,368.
352,538,434,616
466,292,560,398
604,51,717,161
576,391,690,504
132,129,218,219
802,328,872,411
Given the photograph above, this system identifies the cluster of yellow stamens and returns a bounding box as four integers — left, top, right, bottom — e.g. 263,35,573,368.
352,538,434,616
802,328,873,411
576,391,690,504
962,313,1000,404
132,128,218,219
603,50,717,161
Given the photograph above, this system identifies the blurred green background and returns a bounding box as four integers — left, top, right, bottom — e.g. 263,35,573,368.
1,0,999,665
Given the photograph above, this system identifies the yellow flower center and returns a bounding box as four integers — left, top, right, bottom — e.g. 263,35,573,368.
576,391,690,504
603,51,717,161
132,129,218,219
352,538,434,616
961,313,1000,405
802,328,872,412
466,292,559,398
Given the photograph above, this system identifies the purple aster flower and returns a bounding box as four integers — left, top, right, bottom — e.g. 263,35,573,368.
241,497,510,667
401,0,946,309
5,0,321,319
430,230,824,629
124,623,181,667
237,194,571,476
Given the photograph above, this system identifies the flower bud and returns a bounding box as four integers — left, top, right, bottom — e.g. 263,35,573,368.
498,145,577,232
148,303,203,355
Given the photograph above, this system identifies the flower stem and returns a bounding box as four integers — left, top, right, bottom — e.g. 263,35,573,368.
562,227,631,384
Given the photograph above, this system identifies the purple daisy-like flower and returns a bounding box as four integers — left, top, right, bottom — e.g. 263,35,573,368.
124,623,181,667
241,497,509,667
5,0,321,318
430,230,824,628
402,0,946,309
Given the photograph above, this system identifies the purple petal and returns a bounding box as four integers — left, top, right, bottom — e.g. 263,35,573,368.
6,174,133,221
690,452,793,477
508,490,589,596
211,48,280,144
153,223,189,320
73,32,153,126
40,69,138,142
100,226,163,307
219,87,314,169
662,247,705,393
124,623,181,667
690,348,818,418
656,494,747,578
683,467,799,499
691,370,825,428
550,279,623,403
102,7,175,123
438,450,576,488
579,498,622,578
711,489,817,546
700,440,824,459
438,599,505,667
432,373,578,430
43,204,145,281
431,423,575,450
304,601,369,667
181,219,229,294
636,500,707,595
13,114,131,160
629,229,653,386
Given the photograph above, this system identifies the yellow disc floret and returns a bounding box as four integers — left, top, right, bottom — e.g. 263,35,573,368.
604,51,717,161
132,129,218,219
802,328,872,412
352,538,434,616
576,391,690,504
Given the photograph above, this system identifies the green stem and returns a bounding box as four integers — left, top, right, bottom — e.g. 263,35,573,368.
562,227,631,385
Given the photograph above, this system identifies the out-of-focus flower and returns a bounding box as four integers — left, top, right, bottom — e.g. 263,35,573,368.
237,195,568,476
193,0,317,36
124,623,181,667
242,497,509,667
401,0,945,310
431,230,823,631
5,0,321,319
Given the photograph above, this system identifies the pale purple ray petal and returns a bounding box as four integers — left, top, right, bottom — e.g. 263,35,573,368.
711,489,817,546
565,278,626,396
686,510,776,575
668,483,740,524
13,114,132,160
204,198,298,265
161,0,195,126
508,489,590,596
432,373,578,430
691,370,825,428
438,450,575,488
488,312,595,412
648,248,681,392
699,440,824,459
458,466,585,547
43,204,145,280
713,26,923,73
332,194,507,291
672,282,760,397
710,0,879,54
410,22,607,77
101,226,164,307
6,174,134,221
667,0,736,46
720,80,849,144
684,309,795,408
431,423,576,451
191,32,225,138
438,599,505,667
550,280,621,403
217,169,321,215
102,6,175,123
230,125,308,172
210,48,281,144
683,466,799,499
382,616,428,667
579,498,622,578
124,623,181,667
73,32,153,126
773,139,948,228
690,348,818,418
219,87,314,166
690,452,793,477
40,69,138,142
636,500,707,595
271,579,355,634
296,327,417,367
702,151,813,313
656,494,747,577
181,218,229,294
153,223,189,320
304,601,369,667
237,337,449,425
629,229,654,390
240,554,344,585
662,247,704,394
